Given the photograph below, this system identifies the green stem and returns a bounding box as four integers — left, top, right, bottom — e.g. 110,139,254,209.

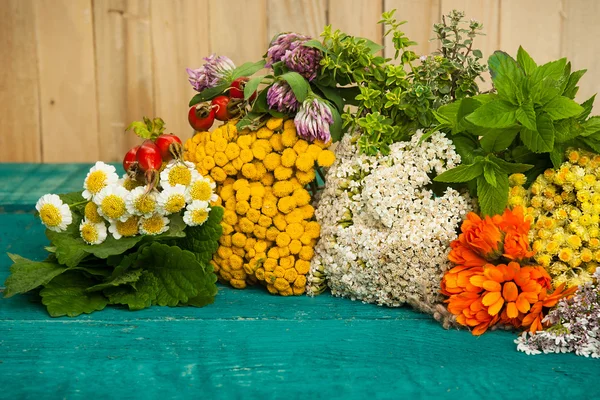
69,200,88,208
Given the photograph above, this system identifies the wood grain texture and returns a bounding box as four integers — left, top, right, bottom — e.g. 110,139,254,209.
561,0,600,110
0,0,42,163
328,0,384,44
267,0,327,39
34,0,100,162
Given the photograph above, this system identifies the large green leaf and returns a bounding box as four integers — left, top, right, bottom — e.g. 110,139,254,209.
581,117,600,138
86,269,143,292
40,271,108,317
244,75,266,100
231,60,266,79
451,135,480,164
104,271,159,311
487,155,533,173
543,96,585,120
480,127,520,153
520,113,555,153
177,206,223,264
529,58,567,104
3,255,68,298
434,161,484,183
477,173,509,217
466,99,518,128
563,69,587,99
516,46,537,75
279,72,309,103
516,102,537,130
488,51,525,104
189,82,231,106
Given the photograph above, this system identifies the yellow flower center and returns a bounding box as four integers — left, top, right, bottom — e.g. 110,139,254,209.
189,181,213,202
141,215,166,234
81,223,99,243
164,194,186,213
168,165,192,186
86,171,107,194
39,204,62,227
84,202,104,223
100,195,127,220
134,194,156,214
191,209,209,225
116,217,139,237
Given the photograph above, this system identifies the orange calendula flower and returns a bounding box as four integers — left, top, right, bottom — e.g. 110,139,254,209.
460,212,504,260
447,240,488,268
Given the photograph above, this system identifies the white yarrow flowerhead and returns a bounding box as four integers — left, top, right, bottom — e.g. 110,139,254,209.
126,186,158,217
79,219,107,245
93,185,131,222
82,161,119,201
157,184,187,215
183,200,211,227
35,194,72,232
185,176,217,203
139,214,170,236
160,160,200,189
108,216,140,240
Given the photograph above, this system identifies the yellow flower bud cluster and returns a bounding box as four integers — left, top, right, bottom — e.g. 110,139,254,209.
508,149,600,288
183,118,334,295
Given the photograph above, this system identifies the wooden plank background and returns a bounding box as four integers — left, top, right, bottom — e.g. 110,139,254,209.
0,0,598,163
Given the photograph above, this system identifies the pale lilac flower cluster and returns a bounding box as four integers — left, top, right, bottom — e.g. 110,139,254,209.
515,268,600,358
266,81,299,113
265,33,309,67
294,99,334,142
186,55,235,92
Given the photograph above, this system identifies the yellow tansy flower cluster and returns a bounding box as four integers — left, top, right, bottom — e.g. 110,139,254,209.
508,149,600,288
183,118,335,295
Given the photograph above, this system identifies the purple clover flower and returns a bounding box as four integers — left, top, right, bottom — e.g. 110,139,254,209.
265,32,310,68
281,44,323,81
294,98,334,143
186,55,236,92
266,81,299,114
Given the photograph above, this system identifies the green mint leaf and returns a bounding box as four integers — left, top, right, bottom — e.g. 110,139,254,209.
86,269,143,292
104,271,159,311
125,121,152,139
279,72,309,103
3,255,68,298
543,96,585,120
563,69,587,99
189,82,231,106
231,60,266,80
520,113,555,153
434,161,484,183
183,284,218,308
71,266,113,277
82,235,144,259
550,143,566,168
516,46,537,75
58,191,85,206
46,229,88,268
487,155,533,173
579,95,596,121
488,51,524,104
581,137,600,153
466,99,518,128
452,135,480,164
244,75,266,100
303,39,327,52
555,119,583,142
40,271,108,317
529,58,567,104
580,117,600,138
480,127,520,153
483,162,498,187
516,102,537,130
178,207,223,264
137,243,217,307
477,173,509,217
456,97,482,133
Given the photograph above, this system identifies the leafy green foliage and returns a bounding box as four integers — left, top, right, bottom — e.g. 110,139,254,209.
177,207,224,264
40,271,108,317
3,255,68,298
125,117,166,140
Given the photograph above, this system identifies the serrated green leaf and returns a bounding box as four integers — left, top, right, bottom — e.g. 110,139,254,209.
466,99,518,128
579,94,596,121
71,266,113,277
46,229,88,268
104,271,159,311
517,46,537,75
554,119,583,143
456,97,482,133
543,96,584,120
483,163,498,187
82,235,144,259
279,72,309,103
452,135,480,164
434,161,484,183
550,143,566,168
488,51,524,104
520,113,555,153
3,256,68,298
125,121,152,139
563,69,586,99
477,173,509,217
178,207,223,264
529,58,567,104
189,82,231,106
244,75,266,100
487,155,533,173
40,271,108,317
231,60,266,80
516,102,537,130
479,127,520,153
86,269,143,292
580,116,600,138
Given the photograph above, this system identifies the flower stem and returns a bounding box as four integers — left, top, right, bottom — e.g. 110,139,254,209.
69,200,88,208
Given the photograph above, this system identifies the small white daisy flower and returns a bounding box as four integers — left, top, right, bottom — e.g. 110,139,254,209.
108,216,140,239
126,187,158,217
35,194,73,232
84,201,105,224
79,219,107,245
183,200,211,227
157,184,187,215
185,176,218,203
139,214,170,236
94,185,130,222
160,160,200,189
82,161,119,200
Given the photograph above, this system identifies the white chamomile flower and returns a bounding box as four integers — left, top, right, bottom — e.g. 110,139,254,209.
35,194,73,232
93,185,131,222
160,160,200,189
119,173,143,191
108,216,140,239
183,200,211,227
82,161,119,200
79,219,107,245
185,176,218,203
157,184,187,215
126,187,158,217
139,214,170,235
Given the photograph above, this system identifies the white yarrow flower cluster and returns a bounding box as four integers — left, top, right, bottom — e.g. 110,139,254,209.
308,131,474,309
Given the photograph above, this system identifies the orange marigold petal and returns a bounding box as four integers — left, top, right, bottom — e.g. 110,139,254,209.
469,275,486,288
516,294,531,313
484,267,505,282
482,280,501,291
506,302,519,319
482,291,502,306
487,297,505,316
502,281,519,302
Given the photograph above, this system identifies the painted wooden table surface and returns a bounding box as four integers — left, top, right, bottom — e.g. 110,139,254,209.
1,164,599,399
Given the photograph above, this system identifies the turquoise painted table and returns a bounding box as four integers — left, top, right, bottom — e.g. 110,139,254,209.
1,164,598,399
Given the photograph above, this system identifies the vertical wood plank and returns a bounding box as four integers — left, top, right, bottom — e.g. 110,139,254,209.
267,0,327,40
328,0,384,44
499,0,562,64
561,0,600,110
34,0,100,162
383,0,441,59
0,0,41,162
150,0,211,139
